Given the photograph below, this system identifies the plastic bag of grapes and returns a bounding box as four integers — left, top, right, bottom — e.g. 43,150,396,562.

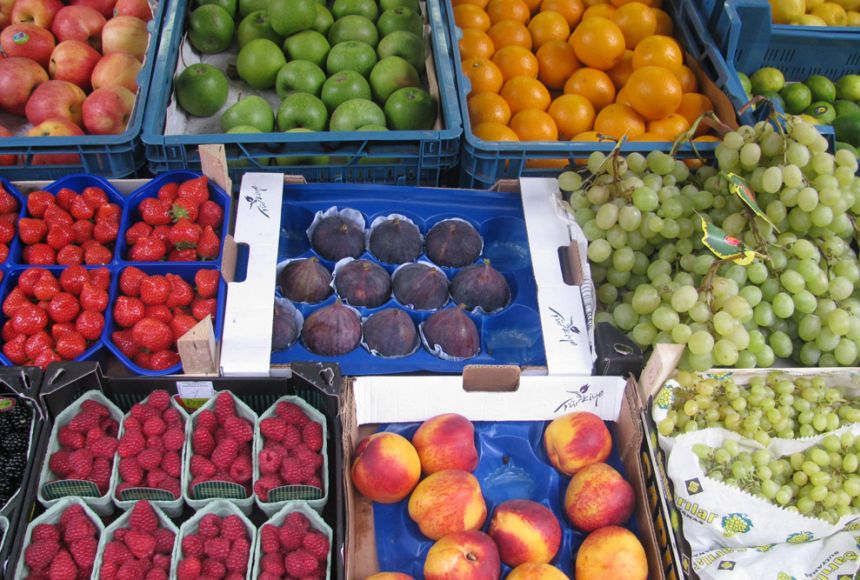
666,426,860,551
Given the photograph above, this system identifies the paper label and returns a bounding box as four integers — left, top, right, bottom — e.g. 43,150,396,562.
176,381,214,410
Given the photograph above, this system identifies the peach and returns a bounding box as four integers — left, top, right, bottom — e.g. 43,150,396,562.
564,462,635,531
424,531,501,580
543,411,611,476
412,413,479,474
366,574,414,580
575,525,647,580
487,499,562,567
351,432,421,504
407,469,487,540
507,563,569,579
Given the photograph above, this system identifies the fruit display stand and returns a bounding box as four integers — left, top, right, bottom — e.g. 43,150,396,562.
140,0,462,186
6,359,346,578
0,0,171,180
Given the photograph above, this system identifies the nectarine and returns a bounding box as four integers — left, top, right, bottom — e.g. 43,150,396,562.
412,413,479,474
575,525,647,580
507,562,569,579
543,411,612,475
424,531,501,580
351,432,421,503
565,462,635,531
408,469,487,540
488,499,562,567
365,574,414,580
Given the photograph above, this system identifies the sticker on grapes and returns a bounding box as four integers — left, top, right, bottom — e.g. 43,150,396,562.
700,218,758,265
721,513,753,537
654,384,674,409
786,531,814,544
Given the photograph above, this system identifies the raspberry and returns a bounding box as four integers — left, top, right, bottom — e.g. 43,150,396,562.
302,421,323,452
70,536,98,569
163,427,184,451
146,435,164,452
280,457,303,484
284,549,319,577
305,476,323,489
153,553,171,570
259,449,282,475
177,557,202,580
285,512,311,533
259,524,280,554
181,534,204,557
196,409,217,432
145,569,168,580
63,513,96,543
190,455,216,478
294,444,323,470
59,504,87,528
254,475,282,501
102,540,131,565
192,429,215,456
202,558,226,577
303,531,330,561
228,455,252,483
143,416,167,437
204,537,230,561
68,410,100,433
147,390,171,410
153,527,176,554
125,530,156,559
101,417,120,438
282,424,302,449
58,426,85,449
119,457,144,486
49,450,72,476
116,559,148,580
162,451,182,478
162,407,183,425
137,448,162,471
214,392,236,421
146,468,170,489
90,436,118,459
123,416,142,431
225,537,250,572
198,513,221,538
224,416,253,443
278,521,304,551
211,438,239,469
260,417,286,442
25,540,59,571
49,549,78,580
220,515,247,541
130,403,156,421
31,524,60,543
260,552,285,575
68,448,93,479
81,399,110,416
118,428,145,458
129,501,159,533
276,401,306,424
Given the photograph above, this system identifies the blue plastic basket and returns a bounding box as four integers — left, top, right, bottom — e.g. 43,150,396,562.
0,1,171,180
141,0,462,186
0,178,27,269
447,0,744,188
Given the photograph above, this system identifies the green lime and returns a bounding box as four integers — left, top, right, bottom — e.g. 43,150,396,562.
805,101,836,124
750,67,785,95
737,71,752,96
835,141,858,156
833,112,860,147
834,99,860,117
804,74,837,102
779,83,812,114
836,74,860,102
760,90,785,112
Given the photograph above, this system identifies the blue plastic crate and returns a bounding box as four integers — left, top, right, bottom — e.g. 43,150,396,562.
141,0,462,186
0,0,171,180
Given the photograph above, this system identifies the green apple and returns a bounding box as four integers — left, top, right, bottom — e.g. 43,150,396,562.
237,11,283,48
330,98,386,131
283,30,330,68
195,0,237,18
321,70,372,111
369,56,420,104
328,14,378,47
188,5,235,54
326,40,377,77
221,96,274,132
377,30,425,72
239,0,268,18
385,86,436,130
276,60,327,98
377,7,423,38
357,124,387,130
381,0,419,11
176,64,229,117
332,0,378,20
277,92,329,131
275,129,330,165
226,126,270,167
237,38,287,89
313,4,334,34
268,0,316,37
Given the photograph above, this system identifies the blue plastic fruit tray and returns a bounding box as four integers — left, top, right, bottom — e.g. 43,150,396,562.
0,178,27,271
445,0,745,188
272,183,546,375
0,0,171,180
141,0,462,186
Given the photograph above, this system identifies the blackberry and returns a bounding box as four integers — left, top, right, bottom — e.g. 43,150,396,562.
1,432,27,453
3,453,25,481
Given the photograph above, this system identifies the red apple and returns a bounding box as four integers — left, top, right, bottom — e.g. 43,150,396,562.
0,125,17,166
28,118,83,165
91,51,141,92
101,15,147,60
82,85,134,134
0,0,16,27
0,23,55,69
0,57,47,115
25,79,86,127
11,0,62,28
51,5,106,49
70,0,115,18
49,40,100,90
112,0,150,21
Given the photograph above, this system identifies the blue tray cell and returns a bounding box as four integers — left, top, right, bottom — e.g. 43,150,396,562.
372,420,639,578
270,183,547,374
0,179,27,270
11,174,126,267
104,263,227,376
116,170,232,266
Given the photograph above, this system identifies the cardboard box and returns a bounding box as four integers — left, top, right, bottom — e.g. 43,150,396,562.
341,369,665,578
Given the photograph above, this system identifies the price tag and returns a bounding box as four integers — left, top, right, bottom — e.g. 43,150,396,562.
176,381,214,411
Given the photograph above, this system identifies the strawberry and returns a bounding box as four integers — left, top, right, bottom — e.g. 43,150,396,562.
56,331,87,360
140,275,170,305
33,347,61,368
18,217,46,245
33,271,60,302
93,220,119,244
80,283,109,312
119,267,146,297
112,330,139,358
1,319,16,341
25,330,53,360
0,245,8,262
191,296,217,321
157,182,179,203
0,187,18,214
12,303,48,334
56,245,84,265
27,190,54,217
88,268,111,291
84,242,113,265
151,224,171,243
43,203,73,228
125,221,152,246
165,274,194,308
71,219,94,244
150,350,180,370
97,204,122,226
82,186,108,208
139,198,172,226
3,287,28,317
171,198,199,223
0,219,12,244
25,243,56,264
113,296,145,328
59,265,88,295
75,310,105,341
197,200,223,229
168,218,201,249
129,500,160,533
18,268,44,296
129,236,167,261
197,225,220,259
69,195,94,221
2,334,27,364
131,317,173,352
177,176,209,206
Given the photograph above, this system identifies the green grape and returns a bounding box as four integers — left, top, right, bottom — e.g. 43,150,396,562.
761,166,783,193
612,247,635,273
595,203,619,229
797,187,819,211
652,306,680,332
773,293,795,319
558,171,583,192
739,142,762,167
612,303,638,331
793,290,817,315
714,339,740,366
587,239,612,263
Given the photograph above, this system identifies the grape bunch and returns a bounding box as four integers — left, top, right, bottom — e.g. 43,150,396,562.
657,370,860,445
694,432,860,524
561,114,860,370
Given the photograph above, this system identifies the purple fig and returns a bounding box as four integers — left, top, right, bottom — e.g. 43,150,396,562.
363,308,419,357
451,260,510,312
334,259,392,308
425,219,483,268
272,299,301,351
311,215,365,261
301,300,361,356
279,258,333,303
393,263,449,310
369,217,423,264
422,305,480,359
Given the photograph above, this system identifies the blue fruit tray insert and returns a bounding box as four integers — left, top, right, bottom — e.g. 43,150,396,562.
271,183,546,375
372,420,638,577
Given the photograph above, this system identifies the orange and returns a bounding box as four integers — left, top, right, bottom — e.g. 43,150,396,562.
527,158,570,168
653,8,673,34
625,65,683,119
487,0,532,23
521,0,543,13
492,45,540,80
632,34,683,72
501,75,552,112
694,134,719,142
473,122,520,140
536,40,580,89
463,58,504,93
632,132,665,141
571,130,613,164
611,0,661,6
676,92,714,135
548,93,595,138
453,0,491,8
455,4,492,31
593,103,645,139
582,0,610,6
615,86,632,106
674,64,697,92
528,10,571,48
509,109,559,140
606,49,634,88
582,3,616,19
647,113,690,139
564,67,616,110
488,19,533,50
569,17,626,70
612,2,656,48
468,91,513,125
540,0,585,27
459,29,496,60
